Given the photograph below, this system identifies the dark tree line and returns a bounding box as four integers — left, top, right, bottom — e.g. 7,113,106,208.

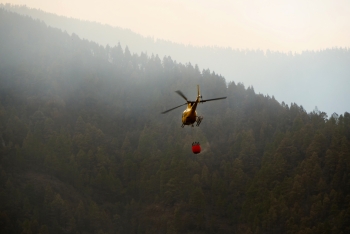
1,9,350,233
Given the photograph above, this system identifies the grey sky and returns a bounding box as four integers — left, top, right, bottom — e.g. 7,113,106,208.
2,0,350,52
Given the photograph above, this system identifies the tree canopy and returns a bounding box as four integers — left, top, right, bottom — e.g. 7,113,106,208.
1,9,350,233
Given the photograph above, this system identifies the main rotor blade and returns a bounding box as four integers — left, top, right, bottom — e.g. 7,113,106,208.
161,103,187,114
200,97,227,103
175,90,188,101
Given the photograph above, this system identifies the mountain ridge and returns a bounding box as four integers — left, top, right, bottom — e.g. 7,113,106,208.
2,4,350,115
1,8,350,233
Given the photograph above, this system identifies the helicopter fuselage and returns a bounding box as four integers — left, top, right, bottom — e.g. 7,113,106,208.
181,101,200,126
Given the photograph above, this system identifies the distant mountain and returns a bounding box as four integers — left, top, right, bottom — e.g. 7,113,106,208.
2,4,350,115
1,8,350,234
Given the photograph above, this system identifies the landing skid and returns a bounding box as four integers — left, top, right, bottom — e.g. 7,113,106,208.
181,116,203,127
196,116,203,126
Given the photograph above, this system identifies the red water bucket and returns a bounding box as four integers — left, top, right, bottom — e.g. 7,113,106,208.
192,142,201,154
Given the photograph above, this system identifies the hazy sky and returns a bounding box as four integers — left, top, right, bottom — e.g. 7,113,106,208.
2,0,350,52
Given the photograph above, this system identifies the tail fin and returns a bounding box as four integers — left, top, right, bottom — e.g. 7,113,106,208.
197,85,200,98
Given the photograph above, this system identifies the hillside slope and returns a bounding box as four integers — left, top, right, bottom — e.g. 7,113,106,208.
1,9,350,233
2,4,350,115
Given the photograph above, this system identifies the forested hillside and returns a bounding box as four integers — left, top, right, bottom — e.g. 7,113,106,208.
1,9,350,234
2,4,350,115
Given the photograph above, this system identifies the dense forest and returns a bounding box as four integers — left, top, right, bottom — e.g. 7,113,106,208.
2,4,350,116
1,9,350,234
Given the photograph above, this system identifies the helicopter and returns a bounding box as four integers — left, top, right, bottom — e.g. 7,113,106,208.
161,85,226,127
